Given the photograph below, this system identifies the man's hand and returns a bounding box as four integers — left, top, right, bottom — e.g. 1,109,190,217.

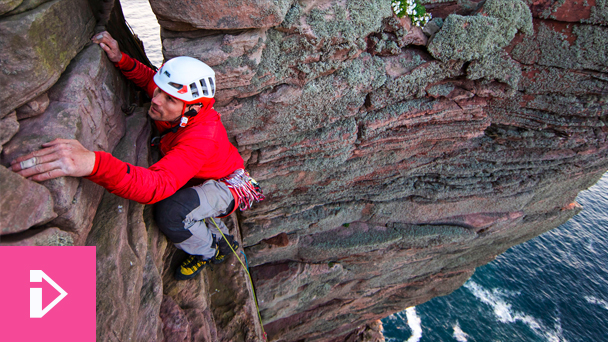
91,31,122,63
9,139,96,182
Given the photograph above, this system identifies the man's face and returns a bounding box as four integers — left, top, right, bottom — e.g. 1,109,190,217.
149,87,183,122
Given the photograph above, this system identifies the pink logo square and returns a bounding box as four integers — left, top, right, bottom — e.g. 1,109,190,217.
0,246,96,342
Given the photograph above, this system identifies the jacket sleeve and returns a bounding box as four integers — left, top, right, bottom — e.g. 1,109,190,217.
115,53,157,98
85,138,218,204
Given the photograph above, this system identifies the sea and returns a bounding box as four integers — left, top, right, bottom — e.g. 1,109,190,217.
121,3,608,341
382,173,608,342
121,0,163,67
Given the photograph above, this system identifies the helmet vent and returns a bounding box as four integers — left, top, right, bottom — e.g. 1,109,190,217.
164,70,171,78
199,79,209,96
189,82,199,98
168,82,183,90
208,77,215,97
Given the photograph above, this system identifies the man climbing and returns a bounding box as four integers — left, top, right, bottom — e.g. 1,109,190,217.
9,31,264,280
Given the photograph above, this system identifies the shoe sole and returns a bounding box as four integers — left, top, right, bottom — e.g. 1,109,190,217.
175,267,204,280
175,261,208,280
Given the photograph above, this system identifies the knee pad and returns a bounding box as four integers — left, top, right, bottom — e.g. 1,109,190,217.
154,188,200,243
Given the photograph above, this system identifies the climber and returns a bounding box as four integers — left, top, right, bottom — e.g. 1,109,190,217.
9,31,264,281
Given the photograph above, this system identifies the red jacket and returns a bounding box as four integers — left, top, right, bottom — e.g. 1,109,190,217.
86,53,244,204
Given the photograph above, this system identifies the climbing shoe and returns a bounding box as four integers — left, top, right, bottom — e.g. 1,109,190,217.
212,235,239,264
175,250,218,280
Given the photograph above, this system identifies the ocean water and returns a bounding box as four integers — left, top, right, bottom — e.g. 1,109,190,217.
122,0,162,67
382,173,608,342
120,5,608,342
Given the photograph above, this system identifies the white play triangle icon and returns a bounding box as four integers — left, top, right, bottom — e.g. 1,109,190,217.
30,270,68,318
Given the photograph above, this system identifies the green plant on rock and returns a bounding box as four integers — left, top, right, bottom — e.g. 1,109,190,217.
392,0,432,27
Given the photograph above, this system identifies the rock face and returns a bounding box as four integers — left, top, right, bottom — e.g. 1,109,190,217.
1,44,128,244
1,0,607,341
196,0,606,340
0,165,56,235
149,0,293,31
0,0,96,118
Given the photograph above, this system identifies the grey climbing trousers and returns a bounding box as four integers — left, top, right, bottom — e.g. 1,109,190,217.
154,180,234,259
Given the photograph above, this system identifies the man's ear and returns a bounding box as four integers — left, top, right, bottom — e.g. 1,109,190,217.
184,108,198,117
184,103,202,117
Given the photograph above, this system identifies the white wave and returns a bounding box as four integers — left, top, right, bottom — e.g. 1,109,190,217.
587,239,596,253
406,307,423,342
452,322,469,342
547,317,565,342
585,296,608,310
464,280,567,342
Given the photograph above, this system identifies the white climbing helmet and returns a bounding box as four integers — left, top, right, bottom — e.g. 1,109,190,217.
153,56,216,105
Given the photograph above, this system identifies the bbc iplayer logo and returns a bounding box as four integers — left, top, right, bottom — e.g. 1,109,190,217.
0,246,96,342
30,270,68,318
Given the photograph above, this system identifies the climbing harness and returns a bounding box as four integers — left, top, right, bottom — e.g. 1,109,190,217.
220,169,265,211
210,217,268,341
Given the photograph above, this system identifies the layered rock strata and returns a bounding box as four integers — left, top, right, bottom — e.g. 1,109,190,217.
0,1,266,339
1,0,607,341
155,0,608,340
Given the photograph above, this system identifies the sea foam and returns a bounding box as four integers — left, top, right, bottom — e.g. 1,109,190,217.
452,322,469,342
464,280,567,342
584,296,608,310
406,307,422,342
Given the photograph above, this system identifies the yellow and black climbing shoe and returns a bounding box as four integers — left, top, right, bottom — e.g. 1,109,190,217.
212,235,239,264
175,251,218,280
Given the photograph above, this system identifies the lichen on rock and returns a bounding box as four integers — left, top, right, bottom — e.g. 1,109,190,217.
370,58,465,109
585,0,608,25
467,51,522,91
0,0,95,118
0,0,22,15
428,0,533,62
281,0,391,40
481,0,533,35
534,22,608,73
426,83,456,98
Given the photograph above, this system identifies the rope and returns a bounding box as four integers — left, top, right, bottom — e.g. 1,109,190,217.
240,251,249,269
210,217,267,341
